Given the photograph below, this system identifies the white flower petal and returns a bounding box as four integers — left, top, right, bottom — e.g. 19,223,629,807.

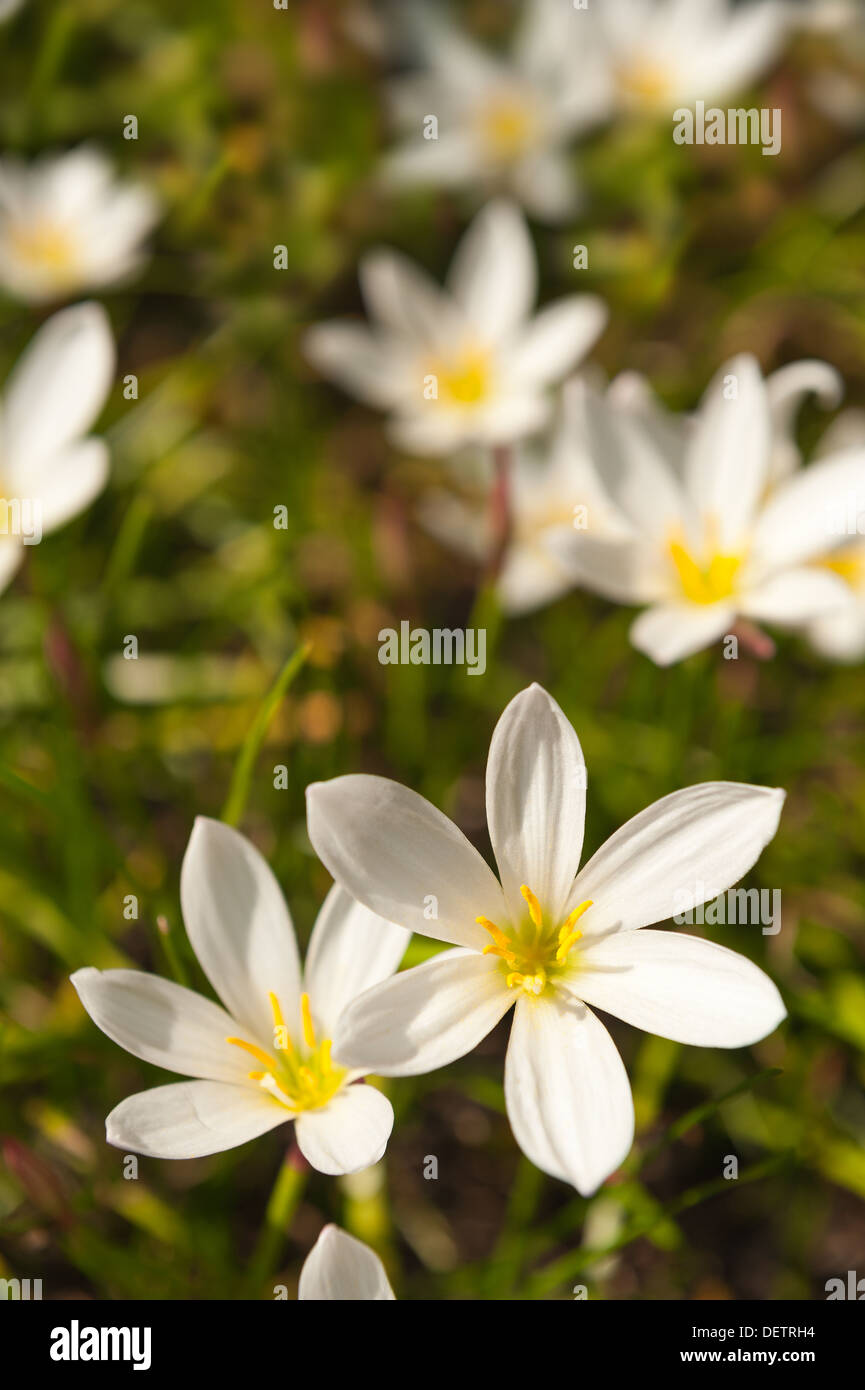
299,1225,395,1300
445,200,536,342
486,684,586,925
740,566,851,624
105,1081,288,1159
630,600,735,665
359,248,461,346
504,992,634,1195
573,930,786,1047
306,776,508,951
24,439,109,535
765,358,843,483
71,967,252,1083
2,303,114,473
303,883,410,1040
302,323,404,409
333,948,513,1077
570,781,785,936
806,602,865,662
179,818,302,1047
684,354,770,549
751,450,865,570
293,1083,393,1175
507,297,607,386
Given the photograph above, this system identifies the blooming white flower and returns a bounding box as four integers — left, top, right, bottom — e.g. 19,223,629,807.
307,684,786,1196
585,0,790,116
298,1225,395,1300
304,200,607,457
0,147,159,302
0,302,115,593
383,0,608,222
71,818,409,1173
557,355,865,665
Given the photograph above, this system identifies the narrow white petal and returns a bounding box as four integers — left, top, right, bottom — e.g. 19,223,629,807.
23,439,109,535
752,450,865,570
105,1081,288,1159
445,200,536,341
333,949,513,1076
303,883,409,1040
179,818,302,1046
306,776,508,951
573,930,786,1047
570,782,785,936
740,567,851,624
302,322,403,408
507,297,607,385
71,967,253,1082
293,1083,393,1175
486,684,586,925
299,1225,395,1300
504,993,634,1195
684,354,770,550
630,601,735,665
806,602,865,662
766,358,843,483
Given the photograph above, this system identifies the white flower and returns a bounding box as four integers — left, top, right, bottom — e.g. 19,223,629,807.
71,818,409,1173
383,0,608,222
586,0,790,116
0,302,115,593
304,200,607,457
0,147,159,302
307,684,786,1196
298,1225,395,1300
0,0,25,20
557,355,865,665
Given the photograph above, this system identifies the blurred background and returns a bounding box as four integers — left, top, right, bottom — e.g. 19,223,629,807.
0,0,864,1300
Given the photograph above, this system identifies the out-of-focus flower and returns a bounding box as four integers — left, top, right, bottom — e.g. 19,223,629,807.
305,200,606,457
307,684,786,1196
383,0,608,222
0,302,114,592
556,356,865,665
586,0,790,116
298,1225,395,1300
71,818,408,1173
0,0,25,20
0,147,159,302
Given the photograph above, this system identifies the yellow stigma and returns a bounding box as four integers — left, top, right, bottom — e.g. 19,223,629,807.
476,887,593,998
226,990,344,1112
614,59,673,109
429,346,492,406
9,220,80,287
668,526,742,606
479,93,537,159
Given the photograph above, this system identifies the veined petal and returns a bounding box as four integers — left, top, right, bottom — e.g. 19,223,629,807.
306,775,508,951
445,200,536,342
179,818,302,1047
684,354,770,550
71,968,252,1083
572,930,786,1047
504,993,634,1195
569,782,785,936
630,600,735,666
105,1081,288,1159
333,949,513,1077
293,1083,393,1176
299,1225,395,1301
303,883,410,1040
486,684,586,925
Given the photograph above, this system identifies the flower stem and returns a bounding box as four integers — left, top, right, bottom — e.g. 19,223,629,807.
244,1148,308,1298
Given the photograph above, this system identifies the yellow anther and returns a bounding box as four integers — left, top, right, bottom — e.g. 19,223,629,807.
269,991,297,1057
300,992,316,1050
247,1070,266,1081
560,899,593,935
226,1037,276,1072
520,884,543,930
555,929,583,963
320,1038,332,1072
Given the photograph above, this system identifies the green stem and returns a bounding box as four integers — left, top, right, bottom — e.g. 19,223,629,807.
244,1152,308,1298
221,643,310,827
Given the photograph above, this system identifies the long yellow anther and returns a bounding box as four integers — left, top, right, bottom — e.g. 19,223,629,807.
555,929,583,963
226,1037,276,1071
520,884,543,929
269,991,297,1057
560,899,593,935
300,992,316,1049
476,915,512,952
248,1070,266,1081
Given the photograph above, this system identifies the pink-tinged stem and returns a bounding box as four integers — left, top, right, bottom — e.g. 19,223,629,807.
731,620,776,661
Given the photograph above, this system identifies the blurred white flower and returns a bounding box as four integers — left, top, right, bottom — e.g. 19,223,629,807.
557,355,865,665
305,200,606,456
383,0,608,222
307,684,786,1197
0,0,25,20
299,1225,395,1300
0,147,159,302
72,818,408,1173
0,302,114,592
586,0,790,115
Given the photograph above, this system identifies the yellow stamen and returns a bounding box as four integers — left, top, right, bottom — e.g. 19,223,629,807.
269,991,296,1058
300,992,316,1050
520,884,543,930
247,1070,266,1081
669,536,742,606
226,1037,276,1072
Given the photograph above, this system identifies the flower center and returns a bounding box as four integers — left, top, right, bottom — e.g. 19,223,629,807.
9,220,80,287
478,93,538,160
668,530,742,605
476,884,593,997
226,992,346,1112
614,58,674,110
431,346,492,406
